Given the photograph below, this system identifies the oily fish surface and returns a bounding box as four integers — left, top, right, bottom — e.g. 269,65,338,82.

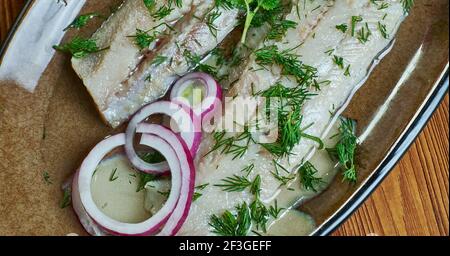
178,0,405,235
102,4,240,127
72,0,215,127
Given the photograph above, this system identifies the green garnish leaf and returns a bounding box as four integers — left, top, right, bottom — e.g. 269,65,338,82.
400,0,414,13
64,13,104,31
327,118,358,183
335,23,348,33
209,202,252,236
143,0,156,10
298,161,323,192
53,37,109,58
225,0,281,43
109,168,119,182
60,187,72,209
43,171,52,185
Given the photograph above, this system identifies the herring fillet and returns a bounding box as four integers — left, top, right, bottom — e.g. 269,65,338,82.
71,0,195,124
177,0,406,235
102,6,240,127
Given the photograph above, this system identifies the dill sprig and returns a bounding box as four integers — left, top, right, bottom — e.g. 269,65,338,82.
193,183,209,201
268,200,283,218
400,0,414,13
255,45,318,85
109,168,119,182
356,23,372,44
378,21,389,39
64,13,104,31
298,161,323,192
151,55,169,66
53,37,109,58
241,164,255,177
266,19,298,41
205,9,222,38
183,50,218,77
351,15,363,37
209,202,252,236
223,0,281,43
128,23,173,50
258,83,322,158
143,0,156,10
327,118,358,183
60,187,72,209
249,199,269,232
270,160,295,186
43,171,52,185
206,126,255,160
335,23,348,33
215,174,261,195
135,152,163,192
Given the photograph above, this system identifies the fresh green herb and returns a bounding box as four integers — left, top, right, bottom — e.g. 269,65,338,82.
128,23,174,50
225,0,281,43
206,127,255,160
378,21,389,39
183,50,218,77
268,200,283,218
298,161,323,192
351,15,363,37
60,188,71,209
250,175,262,197
270,160,295,186
255,45,317,85
325,48,335,56
140,151,166,163
333,55,344,69
241,164,255,177
327,118,358,183
143,0,156,10
344,64,351,77
151,55,168,66
53,37,108,58
266,19,298,41
109,168,119,182
356,22,371,44
136,169,158,192
152,4,174,20
250,199,269,232
335,23,348,33
400,0,414,13
206,9,222,38
193,183,209,201
43,171,52,185
215,174,261,194
257,82,322,157
209,202,252,236
129,28,160,50
64,13,104,31
370,0,390,10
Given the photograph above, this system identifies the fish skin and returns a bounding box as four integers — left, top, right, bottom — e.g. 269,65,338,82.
102,5,240,127
177,0,406,236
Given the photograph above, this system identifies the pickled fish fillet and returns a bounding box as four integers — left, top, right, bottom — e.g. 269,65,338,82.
177,0,406,235
103,6,240,127
72,0,219,126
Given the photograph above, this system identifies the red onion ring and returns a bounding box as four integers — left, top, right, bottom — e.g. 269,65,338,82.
170,72,223,120
78,133,182,236
137,123,195,236
125,101,201,174
71,170,109,236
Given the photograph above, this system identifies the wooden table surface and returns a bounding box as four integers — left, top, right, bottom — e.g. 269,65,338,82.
1,0,448,236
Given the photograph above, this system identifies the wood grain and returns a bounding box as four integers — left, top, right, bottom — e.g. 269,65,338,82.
1,0,448,236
